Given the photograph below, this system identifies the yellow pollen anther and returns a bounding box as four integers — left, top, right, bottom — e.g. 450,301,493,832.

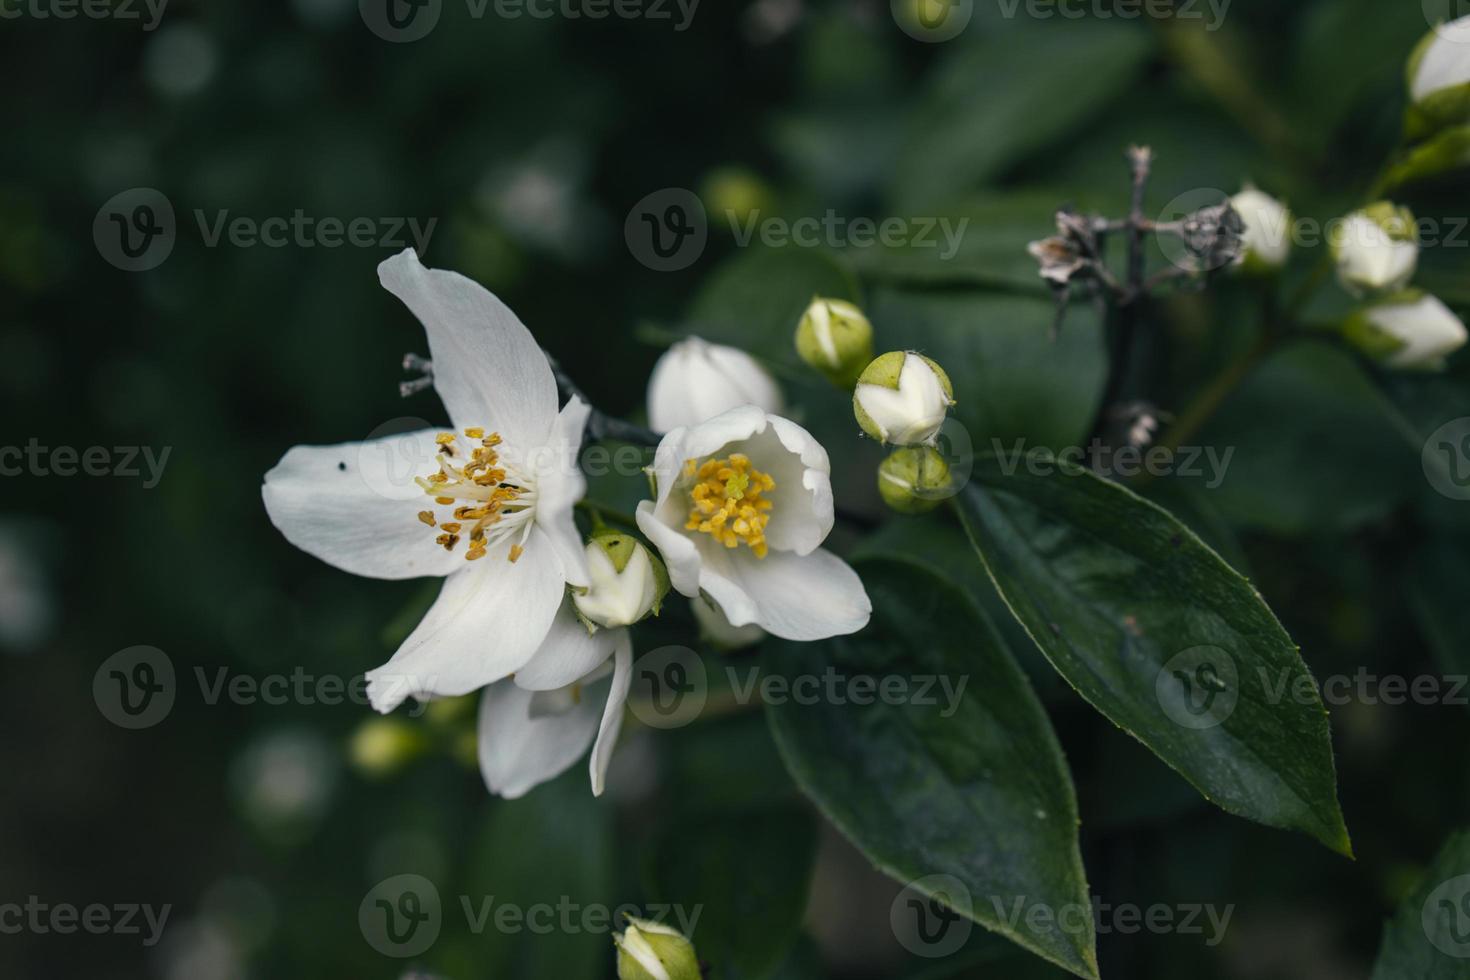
684,454,774,558
413,429,533,564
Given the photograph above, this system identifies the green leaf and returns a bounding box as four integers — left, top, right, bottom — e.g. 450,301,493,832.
766,559,1097,979
844,190,1086,294
685,245,859,371
646,805,818,980
1199,341,1416,534
467,772,615,980
1407,538,1470,687
1371,828,1470,979
892,20,1154,211
954,453,1352,856
868,288,1106,450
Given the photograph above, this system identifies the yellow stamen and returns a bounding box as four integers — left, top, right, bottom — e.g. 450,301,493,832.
414,428,533,563
684,454,774,558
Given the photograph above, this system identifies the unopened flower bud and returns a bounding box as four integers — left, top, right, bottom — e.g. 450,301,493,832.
1230,185,1291,272
1407,15,1470,139
615,918,701,980
691,594,764,650
647,337,783,433
349,718,428,779
877,447,952,514
853,351,955,446
573,532,668,630
1331,202,1419,296
795,297,874,388
1343,291,1467,371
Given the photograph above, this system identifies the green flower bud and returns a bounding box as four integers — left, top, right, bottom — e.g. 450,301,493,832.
795,297,874,388
877,447,953,514
1342,290,1468,371
573,531,669,630
853,351,955,446
1406,15,1470,140
1330,202,1419,297
702,167,772,231
349,718,428,779
615,917,701,980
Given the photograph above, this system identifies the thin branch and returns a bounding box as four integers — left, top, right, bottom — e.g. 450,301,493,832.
544,352,662,447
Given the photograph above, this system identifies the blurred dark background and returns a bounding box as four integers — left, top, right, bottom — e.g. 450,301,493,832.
2,0,1468,977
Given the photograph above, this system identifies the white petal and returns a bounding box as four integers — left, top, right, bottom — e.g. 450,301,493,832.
589,632,632,796
476,676,600,799
647,338,784,433
365,528,565,712
637,499,702,597
762,415,834,555
262,430,462,580
532,396,592,588
378,249,558,446
699,547,871,641
1414,17,1470,101
515,599,622,691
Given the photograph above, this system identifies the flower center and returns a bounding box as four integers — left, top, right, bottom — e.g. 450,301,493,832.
684,453,774,558
415,428,536,563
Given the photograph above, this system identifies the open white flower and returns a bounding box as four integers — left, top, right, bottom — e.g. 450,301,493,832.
647,337,783,433
262,249,592,713
478,600,632,798
636,406,871,640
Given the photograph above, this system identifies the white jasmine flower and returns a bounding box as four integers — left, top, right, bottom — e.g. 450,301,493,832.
637,406,871,640
1230,185,1291,271
478,604,632,798
1332,203,1419,296
262,249,592,713
1347,292,1468,370
647,337,783,433
852,351,955,446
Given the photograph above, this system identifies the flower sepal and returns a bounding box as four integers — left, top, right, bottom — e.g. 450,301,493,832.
614,917,701,980
571,530,669,631
853,351,955,447
795,297,874,389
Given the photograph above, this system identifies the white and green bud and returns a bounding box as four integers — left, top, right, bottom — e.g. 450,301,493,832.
647,337,784,434
877,447,952,515
691,594,764,650
853,351,955,447
795,297,874,388
1343,291,1468,371
1229,185,1291,272
1331,202,1419,297
348,717,428,779
572,531,669,630
614,917,701,980
1407,15,1470,139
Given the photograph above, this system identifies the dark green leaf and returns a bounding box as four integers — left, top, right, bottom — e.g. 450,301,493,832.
892,20,1154,211
955,454,1352,855
467,772,615,980
869,288,1106,450
646,805,819,980
767,559,1097,978
1371,828,1470,979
